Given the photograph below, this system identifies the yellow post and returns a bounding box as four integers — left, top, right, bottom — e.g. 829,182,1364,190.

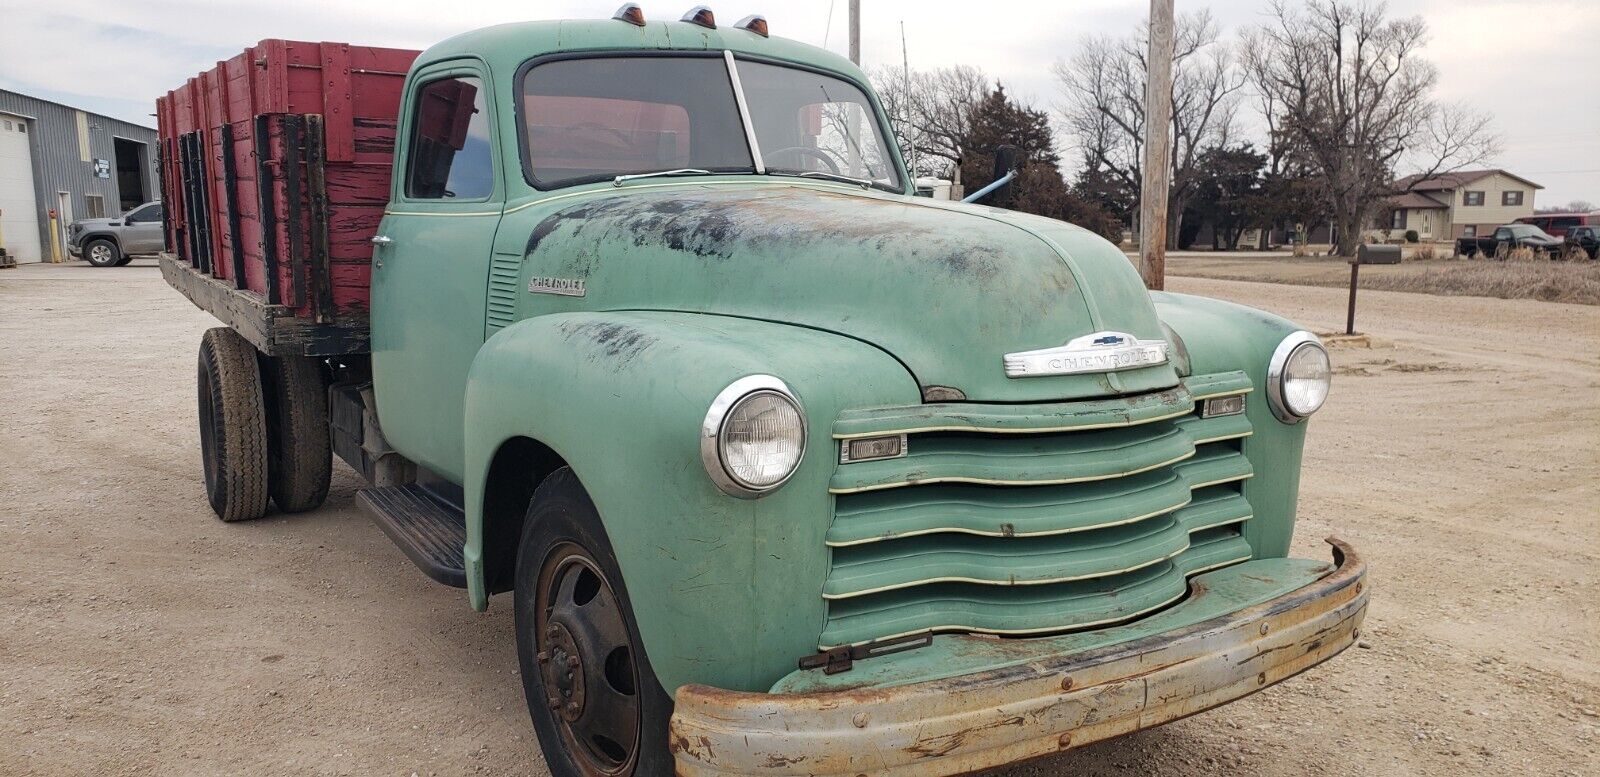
48,211,62,263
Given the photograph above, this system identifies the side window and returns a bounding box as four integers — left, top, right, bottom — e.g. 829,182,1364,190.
1493,228,1510,240
406,75,493,200
129,204,162,223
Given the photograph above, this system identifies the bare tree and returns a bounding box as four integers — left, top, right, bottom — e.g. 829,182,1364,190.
1537,200,1597,214
1243,0,1499,256
871,65,990,179
1054,10,1244,247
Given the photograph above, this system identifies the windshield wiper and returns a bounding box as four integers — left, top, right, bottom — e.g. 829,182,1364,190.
792,170,873,189
613,168,714,187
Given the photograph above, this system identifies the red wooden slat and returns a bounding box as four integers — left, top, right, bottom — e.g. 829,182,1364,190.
321,42,355,163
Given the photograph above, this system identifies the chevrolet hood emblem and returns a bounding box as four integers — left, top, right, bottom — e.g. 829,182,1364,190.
1004,331,1169,378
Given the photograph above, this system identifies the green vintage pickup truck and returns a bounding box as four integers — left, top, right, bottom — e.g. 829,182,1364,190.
159,6,1366,776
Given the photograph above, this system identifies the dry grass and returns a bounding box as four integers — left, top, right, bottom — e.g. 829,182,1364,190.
1409,245,1440,261
1356,259,1600,304
1505,245,1539,262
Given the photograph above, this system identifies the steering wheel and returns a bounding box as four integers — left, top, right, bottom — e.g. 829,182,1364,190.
762,146,842,175
571,122,633,147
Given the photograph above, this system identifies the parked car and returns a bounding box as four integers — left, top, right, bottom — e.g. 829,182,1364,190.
67,201,165,267
1456,223,1563,258
1516,211,1599,238
155,14,1365,777
1563,225,1600,260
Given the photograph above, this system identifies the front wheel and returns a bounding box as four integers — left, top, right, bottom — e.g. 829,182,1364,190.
514,468,674,777
84,238,121,267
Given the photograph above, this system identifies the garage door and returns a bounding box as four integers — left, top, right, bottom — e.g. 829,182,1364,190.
0,113,42,263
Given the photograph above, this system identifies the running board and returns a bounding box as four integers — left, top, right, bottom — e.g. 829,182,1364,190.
356,484,467,588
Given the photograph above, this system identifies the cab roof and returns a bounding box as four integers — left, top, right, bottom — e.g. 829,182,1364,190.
417,17,865,84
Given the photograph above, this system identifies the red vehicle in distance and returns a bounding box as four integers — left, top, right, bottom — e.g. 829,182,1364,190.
1516,211,1600,237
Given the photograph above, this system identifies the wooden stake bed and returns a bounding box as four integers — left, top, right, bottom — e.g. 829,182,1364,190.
154,40,420,349
160,253,368,356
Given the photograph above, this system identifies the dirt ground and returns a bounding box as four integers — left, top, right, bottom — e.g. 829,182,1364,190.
1162,251,1600,305
2,258,1596,776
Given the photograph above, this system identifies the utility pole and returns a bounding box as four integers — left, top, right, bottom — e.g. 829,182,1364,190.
1138,0,1175,291
848,0,861,65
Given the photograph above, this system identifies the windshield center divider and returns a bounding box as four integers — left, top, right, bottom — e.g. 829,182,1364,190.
724,51,766,174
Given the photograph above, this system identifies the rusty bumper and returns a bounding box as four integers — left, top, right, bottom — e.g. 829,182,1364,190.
670,537,1367,776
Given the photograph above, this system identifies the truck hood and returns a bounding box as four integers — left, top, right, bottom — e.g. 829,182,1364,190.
518,184,1179,403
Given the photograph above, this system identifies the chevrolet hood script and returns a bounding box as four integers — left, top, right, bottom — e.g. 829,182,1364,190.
1004,332,1169,378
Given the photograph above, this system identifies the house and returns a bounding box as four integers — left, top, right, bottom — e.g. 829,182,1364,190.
1376,169,1543,241
0,90,159,264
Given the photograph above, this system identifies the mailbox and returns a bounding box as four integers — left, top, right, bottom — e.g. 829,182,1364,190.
1356,244,1402,264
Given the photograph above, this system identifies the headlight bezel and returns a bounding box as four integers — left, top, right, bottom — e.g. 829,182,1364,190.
1266,331,1330,424
700,375,807,498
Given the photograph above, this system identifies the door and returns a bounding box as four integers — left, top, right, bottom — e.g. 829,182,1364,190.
370,62,504,483
0,114,41,262
56,192,72,260
123,202,164,254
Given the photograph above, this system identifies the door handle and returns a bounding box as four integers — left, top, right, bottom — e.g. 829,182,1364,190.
371,235,393,245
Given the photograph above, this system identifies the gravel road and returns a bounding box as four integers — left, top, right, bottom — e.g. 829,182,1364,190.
2,259,1595,776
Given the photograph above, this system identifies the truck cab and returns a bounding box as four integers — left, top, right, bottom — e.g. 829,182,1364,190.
160,8,1366,776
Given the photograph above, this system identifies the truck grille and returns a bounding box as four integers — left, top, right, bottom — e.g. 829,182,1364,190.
821,372,1255,648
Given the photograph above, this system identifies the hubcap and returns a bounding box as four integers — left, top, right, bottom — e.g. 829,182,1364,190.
534,545,641,775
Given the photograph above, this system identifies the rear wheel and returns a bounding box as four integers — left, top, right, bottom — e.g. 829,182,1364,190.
514,468,674,777
197,327,269,522
84,238,120,267
260,354,331,512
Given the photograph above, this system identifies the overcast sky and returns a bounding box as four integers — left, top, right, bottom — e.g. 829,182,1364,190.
1,0,1595,205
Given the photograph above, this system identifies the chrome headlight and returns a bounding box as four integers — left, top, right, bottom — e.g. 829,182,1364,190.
701,375,806,498
1266,331,1331,423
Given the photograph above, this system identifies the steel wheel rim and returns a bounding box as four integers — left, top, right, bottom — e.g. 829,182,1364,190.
534,543,641,776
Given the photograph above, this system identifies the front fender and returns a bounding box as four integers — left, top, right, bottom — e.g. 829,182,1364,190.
463,311,919,694
1152,292,1313,560
78,231,121,250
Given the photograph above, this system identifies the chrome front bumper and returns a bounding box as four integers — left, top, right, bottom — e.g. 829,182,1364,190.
670,537,1368,776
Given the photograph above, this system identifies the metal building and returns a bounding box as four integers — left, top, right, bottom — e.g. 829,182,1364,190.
0,89,159,264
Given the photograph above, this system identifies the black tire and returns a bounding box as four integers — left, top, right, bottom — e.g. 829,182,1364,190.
259,354,331,513
514,468,674,777
84,238,121,267
197,327,269,522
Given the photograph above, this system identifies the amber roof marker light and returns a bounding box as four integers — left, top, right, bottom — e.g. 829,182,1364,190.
613,3,646,26
736,14,769,36
681,5,716,28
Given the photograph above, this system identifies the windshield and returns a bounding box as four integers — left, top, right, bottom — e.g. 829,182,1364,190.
517,54,901,191
520,56,754,188
736,59,902,191
1508,225,1552,239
